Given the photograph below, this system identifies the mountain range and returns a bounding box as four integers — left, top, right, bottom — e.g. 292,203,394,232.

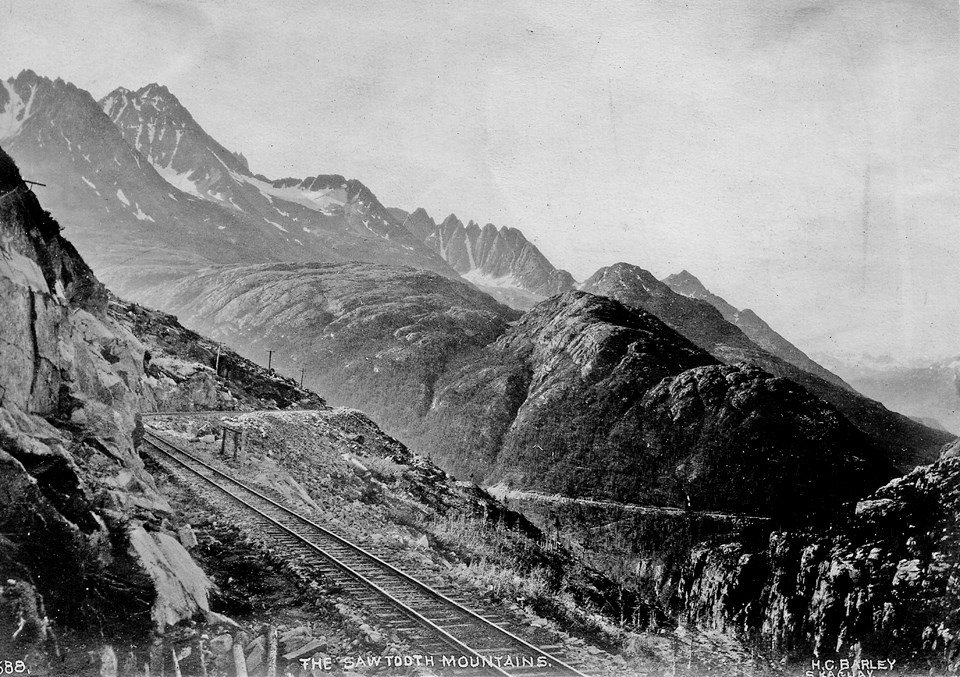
0,71,456,300
820,354,960,435
0,69,953,499
392,207,577,307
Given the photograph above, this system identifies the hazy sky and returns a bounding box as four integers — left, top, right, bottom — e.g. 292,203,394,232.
1,0,957,361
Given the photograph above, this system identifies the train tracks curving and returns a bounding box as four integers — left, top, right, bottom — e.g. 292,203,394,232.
142,428,592,677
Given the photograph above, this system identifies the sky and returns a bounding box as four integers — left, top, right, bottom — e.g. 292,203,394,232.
1,0,957,362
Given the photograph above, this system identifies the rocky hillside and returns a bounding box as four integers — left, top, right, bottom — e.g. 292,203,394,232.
395,208,577,308
0,143,223,669
135,260,900,522
582,263,953,470
416,292,893,522
0,71,456,302
128,260,519,428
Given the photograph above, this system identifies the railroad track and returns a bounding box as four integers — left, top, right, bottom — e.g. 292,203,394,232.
143,429,593,677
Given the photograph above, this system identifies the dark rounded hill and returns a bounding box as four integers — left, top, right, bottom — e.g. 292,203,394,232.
418,291,893,522
581,262,954,471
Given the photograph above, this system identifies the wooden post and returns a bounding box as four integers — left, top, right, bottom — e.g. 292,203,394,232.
197,638,208,677
148,638,164,677
99,646,118,677
220,428,227,457
232,635,248,677
239,427,248,466
265,625,278,677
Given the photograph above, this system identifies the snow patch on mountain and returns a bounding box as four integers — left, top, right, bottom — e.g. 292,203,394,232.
116,188,130,206
152,163,204,197
0,80,37,141
133,204,155,222
240,174,346,214
462,268,522,290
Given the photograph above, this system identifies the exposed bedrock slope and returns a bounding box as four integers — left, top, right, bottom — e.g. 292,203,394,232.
0,144,214,637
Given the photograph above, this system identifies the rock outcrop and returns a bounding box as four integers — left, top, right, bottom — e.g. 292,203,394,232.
639,448,960,673
0,144,213,637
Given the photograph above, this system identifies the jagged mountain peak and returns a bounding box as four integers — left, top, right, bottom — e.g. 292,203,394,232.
2,71,459,299
396,206,437,242
99,80,250,180
407,208,577,306
583,262,670,300
663,268,707,292
440,213,463,228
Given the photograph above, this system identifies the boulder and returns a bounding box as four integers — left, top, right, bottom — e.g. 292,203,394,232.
177,525,199,549
127,526,213,629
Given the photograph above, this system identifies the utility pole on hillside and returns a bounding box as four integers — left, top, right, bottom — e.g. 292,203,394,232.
267,350,274,372
299,368,305,387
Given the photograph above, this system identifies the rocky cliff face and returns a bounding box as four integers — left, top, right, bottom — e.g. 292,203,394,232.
398,209,577,308
0,144,218,646
639,447,960,673
582,263,953,471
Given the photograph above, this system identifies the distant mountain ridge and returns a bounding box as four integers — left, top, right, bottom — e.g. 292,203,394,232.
0,71,457,300
821,354,960,435
663,269,849,389
395,207,577,308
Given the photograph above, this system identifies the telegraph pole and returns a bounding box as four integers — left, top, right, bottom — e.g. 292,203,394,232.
299,368,305,387
267,350,274,372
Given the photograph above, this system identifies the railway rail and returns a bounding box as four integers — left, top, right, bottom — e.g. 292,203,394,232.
142,428,592,677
